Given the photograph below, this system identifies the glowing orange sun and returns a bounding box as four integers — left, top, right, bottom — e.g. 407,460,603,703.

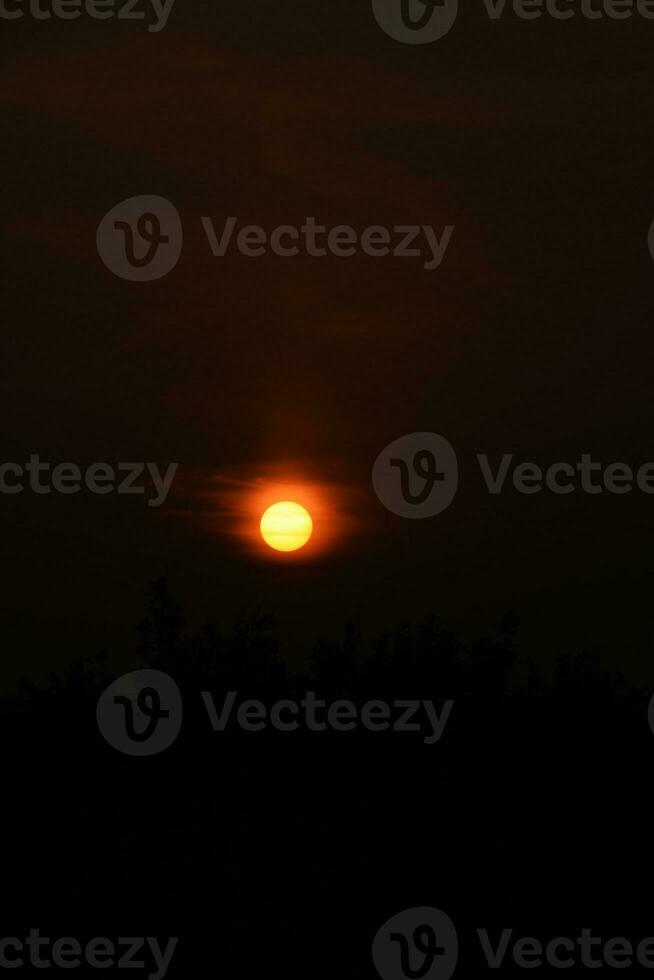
260,501,313,552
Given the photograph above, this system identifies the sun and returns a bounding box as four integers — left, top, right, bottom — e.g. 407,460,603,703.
260,501,313,553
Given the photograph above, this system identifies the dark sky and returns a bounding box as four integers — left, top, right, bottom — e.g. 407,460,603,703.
2,1,654,691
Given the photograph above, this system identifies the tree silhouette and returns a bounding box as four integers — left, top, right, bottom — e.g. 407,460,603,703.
16,576,640,707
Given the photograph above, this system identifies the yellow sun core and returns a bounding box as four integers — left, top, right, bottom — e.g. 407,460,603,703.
260,501,313,553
